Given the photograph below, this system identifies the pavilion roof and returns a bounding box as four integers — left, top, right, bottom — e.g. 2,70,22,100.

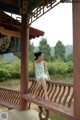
0,0,46,15
0,10,44,39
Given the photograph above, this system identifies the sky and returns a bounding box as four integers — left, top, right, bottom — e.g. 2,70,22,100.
31,3,73,47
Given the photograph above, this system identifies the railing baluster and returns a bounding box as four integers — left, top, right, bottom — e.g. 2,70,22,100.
54,85,61,103
63,86,70,106
68,87,74,107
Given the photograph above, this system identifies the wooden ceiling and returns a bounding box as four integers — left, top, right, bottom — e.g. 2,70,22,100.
0,0,46,15
0,0,20,14
0,0,48,15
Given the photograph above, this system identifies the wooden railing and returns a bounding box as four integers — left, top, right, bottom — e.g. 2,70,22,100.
28,78,74,108
22,79,74,120
0,78,74,118
0,88,20,109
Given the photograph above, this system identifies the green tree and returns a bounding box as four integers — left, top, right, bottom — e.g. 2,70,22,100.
66,53,73,62
54,40,65,60
29,41,34,61
38,38,51,61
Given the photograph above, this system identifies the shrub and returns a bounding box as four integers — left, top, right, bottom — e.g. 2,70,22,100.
0,61,20,81
0,68,12,81
28,63,35,77
0,60,73,82
47,60,73,75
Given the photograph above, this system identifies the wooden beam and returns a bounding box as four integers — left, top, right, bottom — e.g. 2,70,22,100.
0,21,21,30
73,2,80,120
0,27,21,37
0,0,19,7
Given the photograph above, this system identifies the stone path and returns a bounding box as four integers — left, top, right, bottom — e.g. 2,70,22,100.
8,109,40,120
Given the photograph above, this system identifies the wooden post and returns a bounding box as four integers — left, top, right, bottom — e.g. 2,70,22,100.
72,2,80,120
20,0,29,110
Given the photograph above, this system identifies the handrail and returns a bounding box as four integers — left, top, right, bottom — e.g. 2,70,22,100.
0,79,74,109
0,88,20,106
29,78,74,108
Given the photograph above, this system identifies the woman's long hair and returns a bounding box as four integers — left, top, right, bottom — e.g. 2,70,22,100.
34,52,42,60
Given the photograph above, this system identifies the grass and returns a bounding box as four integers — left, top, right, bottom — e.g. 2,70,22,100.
49,112,69,120
50,74,73,83
0,79,20,90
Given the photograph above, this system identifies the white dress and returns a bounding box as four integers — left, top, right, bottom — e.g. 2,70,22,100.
34,61,48,80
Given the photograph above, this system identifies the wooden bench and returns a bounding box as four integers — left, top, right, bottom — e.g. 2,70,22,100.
0,87,20,110
22,78,75,120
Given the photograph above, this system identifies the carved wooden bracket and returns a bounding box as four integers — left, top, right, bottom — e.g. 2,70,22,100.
38,106,49,120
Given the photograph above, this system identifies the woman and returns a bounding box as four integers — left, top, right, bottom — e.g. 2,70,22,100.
33,51,50,100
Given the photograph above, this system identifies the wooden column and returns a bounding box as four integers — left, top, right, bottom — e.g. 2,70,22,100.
20,0,29,110
72,2,80,120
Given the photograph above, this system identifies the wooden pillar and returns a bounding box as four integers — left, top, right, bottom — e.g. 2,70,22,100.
72,2,80,120
20,0,29,110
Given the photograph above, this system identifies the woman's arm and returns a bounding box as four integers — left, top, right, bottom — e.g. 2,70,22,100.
44,61,50,80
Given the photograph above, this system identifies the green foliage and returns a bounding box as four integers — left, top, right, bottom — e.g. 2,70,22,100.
0,60,73,82
0,68,11,81
47,60,73,76
0,55,4,60
0,61,20,82
28,62,35,77
38,38,51,61
54,40,65,60
29,41,34,61
66,53,73,62
28,60,73,82
0,54,7,64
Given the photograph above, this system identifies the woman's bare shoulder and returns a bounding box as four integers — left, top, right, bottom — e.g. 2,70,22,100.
42,61,47,66
43,61,46,64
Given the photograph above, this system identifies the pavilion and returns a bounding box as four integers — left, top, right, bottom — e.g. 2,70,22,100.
0,10,44,55
0,0,80,120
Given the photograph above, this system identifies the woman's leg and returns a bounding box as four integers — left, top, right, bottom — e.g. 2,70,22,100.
33,80,41,98
40,77,48,100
